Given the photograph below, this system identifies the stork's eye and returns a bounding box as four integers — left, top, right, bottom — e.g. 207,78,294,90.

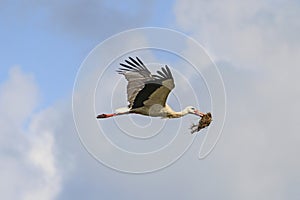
191,107,195,110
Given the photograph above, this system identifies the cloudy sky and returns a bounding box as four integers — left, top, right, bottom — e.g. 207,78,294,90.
1,0,300,199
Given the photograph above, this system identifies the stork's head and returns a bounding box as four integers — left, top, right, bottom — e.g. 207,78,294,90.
186,106,204,117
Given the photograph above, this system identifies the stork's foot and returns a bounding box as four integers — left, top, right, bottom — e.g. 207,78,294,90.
96,113,116,119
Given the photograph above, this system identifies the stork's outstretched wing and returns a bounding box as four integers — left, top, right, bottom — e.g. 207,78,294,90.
117,57,175,109
117,57,154,108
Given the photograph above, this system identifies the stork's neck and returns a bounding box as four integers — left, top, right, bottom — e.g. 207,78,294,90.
165,105,190,118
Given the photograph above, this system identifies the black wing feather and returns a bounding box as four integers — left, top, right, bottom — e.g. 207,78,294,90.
117,57,175,109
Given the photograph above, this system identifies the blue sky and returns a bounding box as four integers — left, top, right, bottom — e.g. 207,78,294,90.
1,1,300,200
0,0,176,107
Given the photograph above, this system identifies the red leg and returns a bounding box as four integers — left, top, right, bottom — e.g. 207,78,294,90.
96,113,116,119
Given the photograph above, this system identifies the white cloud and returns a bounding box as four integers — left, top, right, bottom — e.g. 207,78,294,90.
0,67,61,200
174,0,300,199
174,0,300,70
0,67,38,126
2,2,300,199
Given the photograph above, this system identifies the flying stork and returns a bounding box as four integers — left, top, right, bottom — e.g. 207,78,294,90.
96,57,205,119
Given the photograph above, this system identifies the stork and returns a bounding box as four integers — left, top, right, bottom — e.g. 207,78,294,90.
96,57,205,119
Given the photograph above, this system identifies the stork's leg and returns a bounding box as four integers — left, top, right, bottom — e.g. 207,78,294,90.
96,113,117,118
96,110,130,119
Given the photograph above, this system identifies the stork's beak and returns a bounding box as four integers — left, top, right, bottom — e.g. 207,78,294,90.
194,110,205,117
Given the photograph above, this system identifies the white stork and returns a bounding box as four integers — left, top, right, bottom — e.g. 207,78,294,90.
97,57,204,119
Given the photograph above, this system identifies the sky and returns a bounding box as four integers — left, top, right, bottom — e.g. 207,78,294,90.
1,0,300,200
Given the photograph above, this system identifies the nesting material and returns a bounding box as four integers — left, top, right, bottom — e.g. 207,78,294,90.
190,112,212,134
